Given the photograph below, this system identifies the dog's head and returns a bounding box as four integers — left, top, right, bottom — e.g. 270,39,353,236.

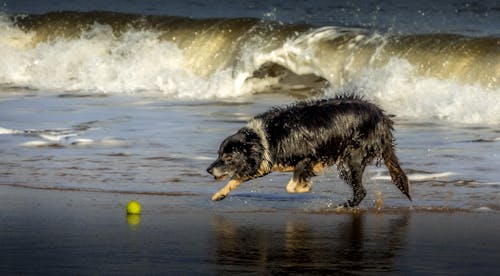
207,129,263,181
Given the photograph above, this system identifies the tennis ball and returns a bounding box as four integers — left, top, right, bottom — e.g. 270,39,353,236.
126,200,141,215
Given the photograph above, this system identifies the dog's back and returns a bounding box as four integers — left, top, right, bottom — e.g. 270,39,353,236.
254,96,391,165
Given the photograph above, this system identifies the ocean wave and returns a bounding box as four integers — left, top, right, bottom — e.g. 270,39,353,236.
0,11,499,123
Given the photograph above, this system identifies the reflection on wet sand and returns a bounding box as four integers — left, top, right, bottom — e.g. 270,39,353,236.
212,213,409,274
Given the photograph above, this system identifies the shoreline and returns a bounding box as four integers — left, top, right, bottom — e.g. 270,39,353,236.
1,184,499,274
2,181,498,213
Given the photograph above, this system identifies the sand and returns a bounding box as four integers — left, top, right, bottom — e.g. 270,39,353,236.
1,184,499,274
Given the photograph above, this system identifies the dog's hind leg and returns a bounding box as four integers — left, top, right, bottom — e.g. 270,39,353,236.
339,150,367,207
212,179,243,201
286,158,315,193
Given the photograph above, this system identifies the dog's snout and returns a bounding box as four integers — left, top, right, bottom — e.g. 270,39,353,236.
207,165,214,175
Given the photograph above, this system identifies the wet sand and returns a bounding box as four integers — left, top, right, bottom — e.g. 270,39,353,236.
1,184,499,275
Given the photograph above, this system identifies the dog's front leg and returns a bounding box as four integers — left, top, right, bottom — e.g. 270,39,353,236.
212,179,242,201
286,158,315,193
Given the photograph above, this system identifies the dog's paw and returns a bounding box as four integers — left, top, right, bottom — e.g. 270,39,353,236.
286,181,312,193
211,193,227,201
295,184,312,193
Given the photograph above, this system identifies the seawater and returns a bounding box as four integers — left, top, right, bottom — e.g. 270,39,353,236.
0,1,499,212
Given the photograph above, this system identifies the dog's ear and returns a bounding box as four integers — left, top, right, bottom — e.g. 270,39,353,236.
242,141,260,154
241,142,252,153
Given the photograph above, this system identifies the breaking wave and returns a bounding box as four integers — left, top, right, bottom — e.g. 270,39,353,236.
0,11,499,123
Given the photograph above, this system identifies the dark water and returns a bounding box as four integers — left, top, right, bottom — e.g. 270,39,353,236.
3,0,499,36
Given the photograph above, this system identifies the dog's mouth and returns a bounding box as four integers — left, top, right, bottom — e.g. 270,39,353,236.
214,174,229,181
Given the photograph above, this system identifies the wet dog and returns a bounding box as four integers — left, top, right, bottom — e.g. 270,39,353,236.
207,95,411,207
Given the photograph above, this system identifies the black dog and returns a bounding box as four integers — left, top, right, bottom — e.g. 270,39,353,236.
207,95,411,207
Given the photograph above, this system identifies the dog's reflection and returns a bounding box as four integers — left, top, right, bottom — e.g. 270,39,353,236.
212,213,409,274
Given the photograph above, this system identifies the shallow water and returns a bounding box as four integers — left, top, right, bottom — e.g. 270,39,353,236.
1,91,498,212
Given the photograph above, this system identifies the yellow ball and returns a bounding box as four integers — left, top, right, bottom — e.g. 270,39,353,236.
126,200,141,215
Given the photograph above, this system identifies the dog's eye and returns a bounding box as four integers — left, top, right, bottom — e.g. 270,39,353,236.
223,154,232,161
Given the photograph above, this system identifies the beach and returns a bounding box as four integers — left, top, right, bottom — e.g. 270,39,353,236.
1,0,499,274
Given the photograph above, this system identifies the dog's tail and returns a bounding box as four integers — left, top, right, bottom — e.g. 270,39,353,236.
382,142,411,200
382,138,411,201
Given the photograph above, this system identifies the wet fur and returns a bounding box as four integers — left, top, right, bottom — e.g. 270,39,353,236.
207,95,411,207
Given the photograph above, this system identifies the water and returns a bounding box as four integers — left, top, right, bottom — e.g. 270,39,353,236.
2,186,498,274
1,92,498,211
0,1,499,273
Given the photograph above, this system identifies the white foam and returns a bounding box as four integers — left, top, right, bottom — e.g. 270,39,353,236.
39,133,77,142
0,127,21,134
341,58,500,124
70,138,94,146
372,172,456,181
20,140,53,147
472,206,494,212
0,17,242,99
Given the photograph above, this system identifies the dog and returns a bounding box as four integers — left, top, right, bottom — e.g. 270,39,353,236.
207,95,411,207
